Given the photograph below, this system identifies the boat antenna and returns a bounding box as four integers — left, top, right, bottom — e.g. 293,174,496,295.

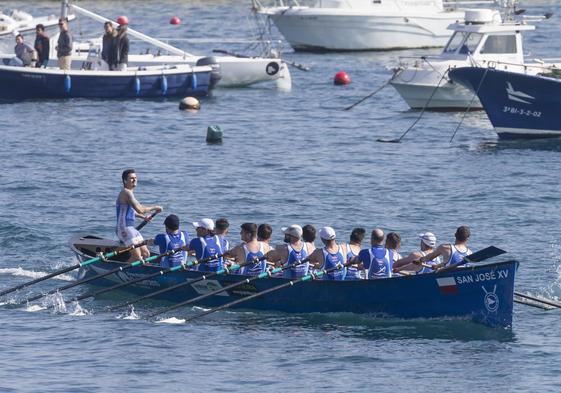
60,0,69,20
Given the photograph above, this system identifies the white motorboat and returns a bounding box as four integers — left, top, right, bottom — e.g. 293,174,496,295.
389,5,554,110
0,9,75,38
253,0,466,51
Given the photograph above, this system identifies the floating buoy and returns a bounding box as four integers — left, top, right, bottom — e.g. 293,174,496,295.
170,16,181,25
64,74,71,93
334,71,351,85
206,125,223,144
117,15,129,26
179,96,200,111
134,77,141,95
160,75,168,95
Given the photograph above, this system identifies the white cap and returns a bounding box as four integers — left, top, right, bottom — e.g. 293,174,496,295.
192,218,215,231
419,232,437,248
281,224,303,239
319,226,336,240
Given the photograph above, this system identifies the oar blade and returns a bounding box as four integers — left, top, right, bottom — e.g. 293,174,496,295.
376,138,401,143
465,246,506,263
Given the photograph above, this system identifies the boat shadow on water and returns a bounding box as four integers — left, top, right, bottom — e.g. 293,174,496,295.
477,138,561,153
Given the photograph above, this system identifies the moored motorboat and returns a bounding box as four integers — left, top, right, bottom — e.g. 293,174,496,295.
390,6,551,110
449,66,561,139
253,0,465,51
70,234,517,328
0,63,216,100
0,9,76,38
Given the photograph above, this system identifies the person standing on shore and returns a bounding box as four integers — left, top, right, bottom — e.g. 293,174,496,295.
56,18,73,70
116,169,163,262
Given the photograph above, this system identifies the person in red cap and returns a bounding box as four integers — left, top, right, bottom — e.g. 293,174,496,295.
115,16,129,71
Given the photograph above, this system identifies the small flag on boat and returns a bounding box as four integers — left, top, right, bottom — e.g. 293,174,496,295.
436,277,458,294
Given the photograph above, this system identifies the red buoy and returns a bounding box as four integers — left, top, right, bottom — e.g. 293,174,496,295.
334,71,351,85
116,15,129,26
170,16,181,25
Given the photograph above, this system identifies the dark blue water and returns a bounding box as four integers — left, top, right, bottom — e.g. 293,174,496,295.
2,1,561,391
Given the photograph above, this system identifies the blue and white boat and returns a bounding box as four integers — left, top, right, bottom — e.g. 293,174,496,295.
449,67,561,139
70,235,517,328
0,63,218,100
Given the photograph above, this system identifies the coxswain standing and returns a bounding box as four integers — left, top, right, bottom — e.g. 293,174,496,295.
415,226,472,270
116,169,163,262
188,218,225,272
265,224,312,278
226,223,271,276
393,232,441,274
308,227,346,280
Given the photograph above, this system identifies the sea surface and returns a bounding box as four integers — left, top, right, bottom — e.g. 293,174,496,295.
1,1,561,392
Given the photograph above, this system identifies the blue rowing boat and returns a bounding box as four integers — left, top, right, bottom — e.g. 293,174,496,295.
70,235,517,328
0,63,219,100
449,67,561,139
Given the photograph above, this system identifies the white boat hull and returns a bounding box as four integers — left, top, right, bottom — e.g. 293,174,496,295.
264,8,463,51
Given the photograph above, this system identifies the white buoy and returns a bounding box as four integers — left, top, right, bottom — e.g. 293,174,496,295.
206,125,223,143
179,96,200,110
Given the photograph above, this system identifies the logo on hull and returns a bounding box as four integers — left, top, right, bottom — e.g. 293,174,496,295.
482,285,499,313
506,82,535,104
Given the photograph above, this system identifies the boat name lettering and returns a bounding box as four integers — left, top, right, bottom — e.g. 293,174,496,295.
21,73,43,79
455,270,508,284
502,106,541,118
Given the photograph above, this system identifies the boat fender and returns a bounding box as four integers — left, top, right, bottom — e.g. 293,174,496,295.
64,74,71,93
178,96,200,111
160,75,168,95
190,72,198,90
196,56,221,88
134,77,141,95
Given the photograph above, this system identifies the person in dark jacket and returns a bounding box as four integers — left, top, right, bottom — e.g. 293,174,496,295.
55,18,72,70
101,21,117,69
34,24,50,68
115,16,129,71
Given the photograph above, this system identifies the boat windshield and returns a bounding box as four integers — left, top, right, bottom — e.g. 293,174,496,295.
443,32,466,53
458,33,483,54
479,34,517,54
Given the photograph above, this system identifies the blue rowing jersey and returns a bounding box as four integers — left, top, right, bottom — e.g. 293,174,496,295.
188,235,224,272
344,243,364,280
359,245,393,279
417,251,442,274
239,243,267,276
154,230,190,268
116,198,135,232
320,246,346,281
445,244,471,267
218,235,230,252
284,243,309,279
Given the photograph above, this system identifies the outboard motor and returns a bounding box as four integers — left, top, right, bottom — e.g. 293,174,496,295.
196,56,221,89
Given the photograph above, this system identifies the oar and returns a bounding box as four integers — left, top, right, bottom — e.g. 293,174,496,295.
107,252,237,311
514,291,561,309
148,257,312,319
437,246,506,273
18,247,183,305
70,253,238,306
344,79,391,111
0,212,158,298
181,260,352,323
514,295,555,310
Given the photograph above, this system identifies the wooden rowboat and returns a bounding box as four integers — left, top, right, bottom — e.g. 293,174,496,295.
70,234,517,328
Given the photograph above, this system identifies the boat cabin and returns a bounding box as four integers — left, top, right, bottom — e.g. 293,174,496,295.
442,9,535,65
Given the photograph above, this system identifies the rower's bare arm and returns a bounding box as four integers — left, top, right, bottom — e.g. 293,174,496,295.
308,249,323,268
394,251,421,270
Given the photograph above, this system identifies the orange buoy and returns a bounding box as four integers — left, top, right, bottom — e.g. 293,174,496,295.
334,71,351,85
170,16,181,25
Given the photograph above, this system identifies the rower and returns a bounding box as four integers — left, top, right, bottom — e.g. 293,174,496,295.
215,217,231,251
354,228,394,279
385,232,402,262
227,223,271,276
257,223,273,248
264,224,311,278
343,227,366,280
188,218,224,272
116,169,162,262
302,224,317,254
309,227,346,280
393,232,441,274
416,226,472,270
149,214,189,268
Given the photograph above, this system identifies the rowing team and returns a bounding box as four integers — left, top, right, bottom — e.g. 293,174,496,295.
116,169,472,280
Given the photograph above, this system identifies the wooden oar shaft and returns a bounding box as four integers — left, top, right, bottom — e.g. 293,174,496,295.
108,253,233,311
148,257,310,318
183,262,349,323
514,291,561,309
514,295,554,310
135,211,159,231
